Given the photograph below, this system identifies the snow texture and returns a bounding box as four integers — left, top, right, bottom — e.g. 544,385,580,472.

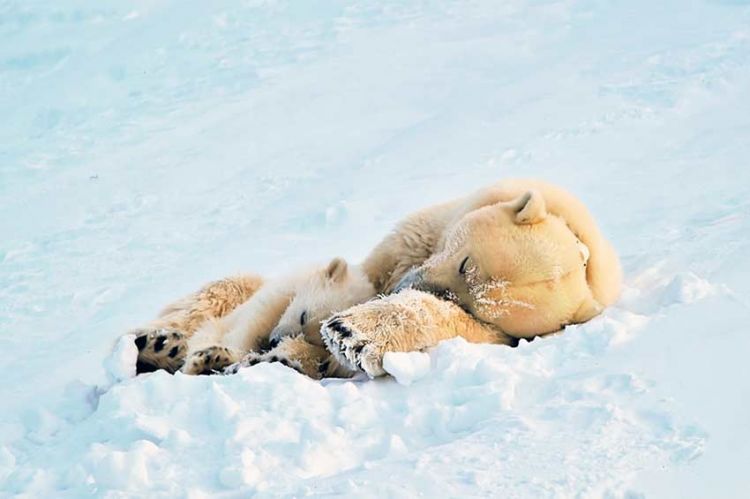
2,0,750,497
382,351,432,385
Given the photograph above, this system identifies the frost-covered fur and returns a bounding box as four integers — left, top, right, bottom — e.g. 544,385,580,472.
321,179,622,377
324,289,517,376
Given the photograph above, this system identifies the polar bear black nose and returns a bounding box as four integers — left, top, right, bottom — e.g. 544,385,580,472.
394,268,424,292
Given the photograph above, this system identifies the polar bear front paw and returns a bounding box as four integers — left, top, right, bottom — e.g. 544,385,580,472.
133,328,188,374
321,315,387,378
181,346,242,375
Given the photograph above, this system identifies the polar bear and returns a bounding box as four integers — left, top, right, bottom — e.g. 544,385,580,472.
319,179,622,377
132,257,374,376
134,178,620,380
132,274,264,373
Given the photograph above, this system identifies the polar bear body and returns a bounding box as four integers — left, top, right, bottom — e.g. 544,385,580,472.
322,179,622,376
360,178,621,335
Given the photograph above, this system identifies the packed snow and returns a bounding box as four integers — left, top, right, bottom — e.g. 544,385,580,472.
2,0,750,497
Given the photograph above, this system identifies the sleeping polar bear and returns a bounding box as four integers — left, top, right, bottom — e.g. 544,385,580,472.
131,179,621,379
132,257,374,376
319,179,622,377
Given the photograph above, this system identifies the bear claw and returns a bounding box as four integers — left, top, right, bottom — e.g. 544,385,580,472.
320,316,384,377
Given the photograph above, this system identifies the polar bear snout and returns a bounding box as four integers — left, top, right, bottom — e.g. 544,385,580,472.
394,268,425,292
396,269,460,306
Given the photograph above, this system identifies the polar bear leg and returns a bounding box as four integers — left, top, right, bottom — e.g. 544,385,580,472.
321,289,515,378
226,335,352,380
132,274,263,373
155,274,265,335
181,345,245,375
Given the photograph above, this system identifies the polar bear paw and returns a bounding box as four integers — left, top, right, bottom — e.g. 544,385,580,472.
321,314,387,378
133,328,188,374
181,346,242,375
224,347,309,377
224,335,349,380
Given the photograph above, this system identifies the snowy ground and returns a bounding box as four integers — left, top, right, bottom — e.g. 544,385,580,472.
2,0,750,497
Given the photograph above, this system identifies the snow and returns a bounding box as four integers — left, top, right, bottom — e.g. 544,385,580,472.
2,0,750,497
383,351,432,385
103,334,138,384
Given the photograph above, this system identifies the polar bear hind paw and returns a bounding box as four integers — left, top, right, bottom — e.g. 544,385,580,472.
225,349,303,375
133,327,188,374
181,346,242,375
224,336,346,380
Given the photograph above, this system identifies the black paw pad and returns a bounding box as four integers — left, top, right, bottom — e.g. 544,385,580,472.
154,336,167,353
328,318,352,338
136,359,157,374
168,346,180,358
134,335,148,351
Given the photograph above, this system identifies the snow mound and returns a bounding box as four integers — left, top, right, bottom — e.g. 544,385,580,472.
383,351,431,385
620,268,721,315
660,272,716,306
103,334,138,383
2,311,704,497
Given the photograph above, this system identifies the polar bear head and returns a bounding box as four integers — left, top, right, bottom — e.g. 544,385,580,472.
271,257,376,347
395,181,622,338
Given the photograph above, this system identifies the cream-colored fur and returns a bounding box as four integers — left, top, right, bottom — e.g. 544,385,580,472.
227,334,353,380
322,179,622,377
325,289,516,376
270,259,375,347
153,274,265,335
361,179,621,310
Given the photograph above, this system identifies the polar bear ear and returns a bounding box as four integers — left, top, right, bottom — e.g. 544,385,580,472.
325,257,349,283
513,190,547,225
